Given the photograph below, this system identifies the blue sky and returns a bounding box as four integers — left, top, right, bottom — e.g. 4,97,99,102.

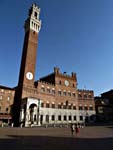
0,0,113,96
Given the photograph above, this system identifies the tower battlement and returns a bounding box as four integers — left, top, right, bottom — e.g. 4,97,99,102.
24,3,41,33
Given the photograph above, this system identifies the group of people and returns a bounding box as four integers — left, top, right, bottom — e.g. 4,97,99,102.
70,123,80,136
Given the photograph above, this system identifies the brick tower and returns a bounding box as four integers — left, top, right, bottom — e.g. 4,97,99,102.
18,3,41,88
13,4,41,126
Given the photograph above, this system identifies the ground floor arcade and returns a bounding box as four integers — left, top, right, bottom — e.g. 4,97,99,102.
19,97,96,127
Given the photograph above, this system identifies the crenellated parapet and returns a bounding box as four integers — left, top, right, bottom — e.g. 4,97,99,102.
54,67,77,81
78,89,94,93
37,67,77,84
38,80,55,86
34,80,55,88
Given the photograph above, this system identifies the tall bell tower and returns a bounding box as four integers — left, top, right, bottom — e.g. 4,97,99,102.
18,3,41,88
13,4,41,126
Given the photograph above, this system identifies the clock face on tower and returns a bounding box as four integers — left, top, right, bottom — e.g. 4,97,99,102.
65,80,69,86
26,72,33,80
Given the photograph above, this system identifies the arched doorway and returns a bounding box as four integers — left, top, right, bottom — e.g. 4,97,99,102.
29,103,38,125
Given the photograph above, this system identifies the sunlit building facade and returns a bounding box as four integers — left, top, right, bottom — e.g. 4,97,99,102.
0,4,95,127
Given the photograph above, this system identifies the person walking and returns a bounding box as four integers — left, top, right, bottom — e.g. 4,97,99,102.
71,124,75,136
75,125,80,136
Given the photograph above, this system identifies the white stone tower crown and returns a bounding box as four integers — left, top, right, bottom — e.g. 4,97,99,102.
24,3,41,33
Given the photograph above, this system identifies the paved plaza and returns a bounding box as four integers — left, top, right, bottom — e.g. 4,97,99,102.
0,125,113,150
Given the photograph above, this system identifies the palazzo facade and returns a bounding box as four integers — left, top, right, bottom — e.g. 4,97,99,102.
0,4,95,127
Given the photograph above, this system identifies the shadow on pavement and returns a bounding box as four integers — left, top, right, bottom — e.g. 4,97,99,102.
107,126,113,129
0,135,113,150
